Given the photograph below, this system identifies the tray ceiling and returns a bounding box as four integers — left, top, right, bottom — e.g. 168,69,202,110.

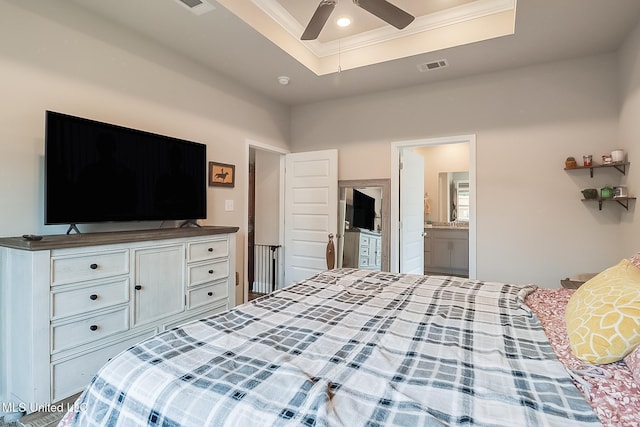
218,0,517,75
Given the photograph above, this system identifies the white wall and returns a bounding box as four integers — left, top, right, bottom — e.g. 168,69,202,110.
0,1,290,252
618,18,640,256
254,149,281,245
292,54,625,287
0,2,292,407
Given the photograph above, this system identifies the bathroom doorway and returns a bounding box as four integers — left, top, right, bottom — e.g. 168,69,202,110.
390,135,476,277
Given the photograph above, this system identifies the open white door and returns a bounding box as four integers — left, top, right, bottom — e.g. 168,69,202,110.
284,149,338,285
400,148,424,274
336,198,346,268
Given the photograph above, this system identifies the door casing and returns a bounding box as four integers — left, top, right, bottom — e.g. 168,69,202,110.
390,135,477,277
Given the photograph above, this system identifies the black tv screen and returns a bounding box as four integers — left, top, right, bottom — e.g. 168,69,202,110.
352,189,375,231
45,111,207,226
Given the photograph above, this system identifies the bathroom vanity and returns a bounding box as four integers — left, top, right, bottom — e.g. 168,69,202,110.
424,225,469,277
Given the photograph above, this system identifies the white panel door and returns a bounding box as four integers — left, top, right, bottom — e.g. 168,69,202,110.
400,149,424,274
284,149,338,285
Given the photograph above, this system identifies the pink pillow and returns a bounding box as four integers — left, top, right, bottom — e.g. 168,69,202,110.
625,345,640,384
630,252,640,269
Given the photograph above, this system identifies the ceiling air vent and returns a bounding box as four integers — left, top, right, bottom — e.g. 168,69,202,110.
417,59,449,72
173,0,215,15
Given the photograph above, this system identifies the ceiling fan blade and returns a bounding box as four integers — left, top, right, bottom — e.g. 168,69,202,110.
354,0,415,29
301,0,336,41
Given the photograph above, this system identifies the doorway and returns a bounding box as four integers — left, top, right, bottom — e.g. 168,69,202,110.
390,135,477,277
245,144,338,303
246,144,286,302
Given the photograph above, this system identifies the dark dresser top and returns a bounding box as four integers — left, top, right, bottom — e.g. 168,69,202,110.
0,226,239,251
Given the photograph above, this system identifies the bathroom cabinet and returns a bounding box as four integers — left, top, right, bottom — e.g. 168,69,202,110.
424,227,469,276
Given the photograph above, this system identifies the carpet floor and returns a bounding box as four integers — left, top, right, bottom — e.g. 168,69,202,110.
1,393,79,427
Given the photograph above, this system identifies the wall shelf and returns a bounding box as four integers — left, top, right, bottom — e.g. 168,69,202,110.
566,159,633,211
564,161,630,178
582,196,636,210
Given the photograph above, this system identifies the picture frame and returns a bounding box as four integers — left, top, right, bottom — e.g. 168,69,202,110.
209,162,235,187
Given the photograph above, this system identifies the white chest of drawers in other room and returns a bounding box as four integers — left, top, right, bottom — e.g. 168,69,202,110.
343,229,382,271
0,226,237,412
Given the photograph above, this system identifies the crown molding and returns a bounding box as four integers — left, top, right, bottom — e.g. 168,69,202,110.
251,0,515,57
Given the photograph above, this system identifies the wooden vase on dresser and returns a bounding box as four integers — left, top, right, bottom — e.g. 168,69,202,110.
0,226,237,416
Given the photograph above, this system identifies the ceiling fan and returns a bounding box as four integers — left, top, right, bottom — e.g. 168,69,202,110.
301,0,415,41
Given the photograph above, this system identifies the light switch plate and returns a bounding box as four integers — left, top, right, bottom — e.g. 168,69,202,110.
225,200,234,211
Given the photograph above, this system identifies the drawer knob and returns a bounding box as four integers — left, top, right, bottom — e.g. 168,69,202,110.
207,248,213,252
89,294,98,300
89,263,98,270
135,285,142,290
207,291,213,296
89,325,98,331
208,269,214,274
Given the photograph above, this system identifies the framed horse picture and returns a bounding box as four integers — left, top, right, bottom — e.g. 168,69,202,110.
208,162,235,187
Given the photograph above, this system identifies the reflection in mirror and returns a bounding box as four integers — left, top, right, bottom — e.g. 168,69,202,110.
337,179,390,271
416,142,470,226
437,171,469,223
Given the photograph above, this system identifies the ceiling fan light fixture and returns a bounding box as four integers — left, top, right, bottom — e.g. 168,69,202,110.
353,0,414,29
336,17,351,27
301,0,336,40
301,0,413,41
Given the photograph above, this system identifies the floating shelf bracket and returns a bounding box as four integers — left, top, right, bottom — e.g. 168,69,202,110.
614,197,635,210
587,197,637,210
565,162,630,178
612,163,627,176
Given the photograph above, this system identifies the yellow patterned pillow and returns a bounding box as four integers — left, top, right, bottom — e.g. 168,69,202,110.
566,258,640,364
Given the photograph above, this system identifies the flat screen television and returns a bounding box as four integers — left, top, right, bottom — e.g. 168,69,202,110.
45,111,207,228
352,189,376,231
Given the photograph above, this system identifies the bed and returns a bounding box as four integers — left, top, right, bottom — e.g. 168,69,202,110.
59,268,640,426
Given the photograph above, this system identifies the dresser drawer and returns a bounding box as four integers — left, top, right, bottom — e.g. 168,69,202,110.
187,259,229,287
187,279,229,310
187,238,229,262
51,278,129,320
51,328,156,402
51,307,129,353
51,250,129,286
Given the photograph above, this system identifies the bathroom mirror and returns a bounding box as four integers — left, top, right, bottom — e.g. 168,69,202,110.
337,179,390,271
416,143,470,225
436,171,470,223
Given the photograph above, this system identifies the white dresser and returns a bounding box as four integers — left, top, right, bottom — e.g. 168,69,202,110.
0,226,237,412
343,229,382,271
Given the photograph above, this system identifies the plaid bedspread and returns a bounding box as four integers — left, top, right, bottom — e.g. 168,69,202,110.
68,269,601,426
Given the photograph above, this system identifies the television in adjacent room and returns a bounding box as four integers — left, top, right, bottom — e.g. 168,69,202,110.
44,111,207,228
352,189,376,231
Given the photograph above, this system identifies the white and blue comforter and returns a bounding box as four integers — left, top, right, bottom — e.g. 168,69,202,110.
67,268,600,426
